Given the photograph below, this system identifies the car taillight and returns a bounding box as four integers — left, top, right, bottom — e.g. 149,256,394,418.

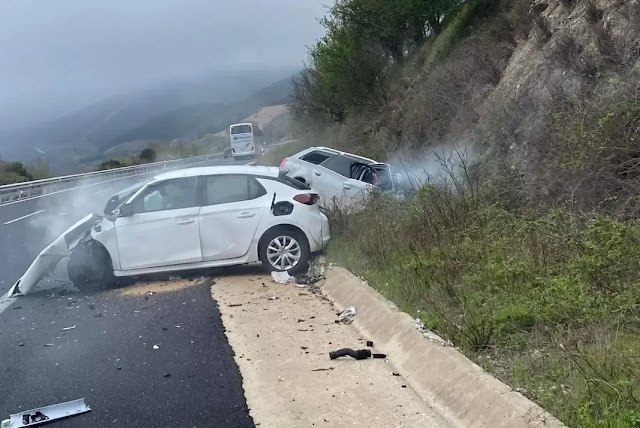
280,158,288,168
293,193,319,205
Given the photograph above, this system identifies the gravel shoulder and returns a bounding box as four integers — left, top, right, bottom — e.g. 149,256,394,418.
211,266,450,428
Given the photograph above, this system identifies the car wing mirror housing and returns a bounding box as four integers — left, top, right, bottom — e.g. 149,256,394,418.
118,203,134,217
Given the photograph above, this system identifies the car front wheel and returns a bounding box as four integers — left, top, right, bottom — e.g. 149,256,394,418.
259,227,310,275
67,240,115,292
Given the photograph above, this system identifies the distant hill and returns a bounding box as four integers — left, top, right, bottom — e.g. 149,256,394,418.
0,70,297,173
121,74,297,144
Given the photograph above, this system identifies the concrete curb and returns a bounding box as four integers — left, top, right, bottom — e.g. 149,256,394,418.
321,266,566,428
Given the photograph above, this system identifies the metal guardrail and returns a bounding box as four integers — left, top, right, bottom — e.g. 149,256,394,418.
0,139,299,206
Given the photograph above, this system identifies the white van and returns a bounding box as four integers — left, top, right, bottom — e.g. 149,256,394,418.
229,122,265,159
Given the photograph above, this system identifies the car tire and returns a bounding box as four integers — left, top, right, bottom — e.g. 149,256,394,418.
67,240,115,292
259,227,310,276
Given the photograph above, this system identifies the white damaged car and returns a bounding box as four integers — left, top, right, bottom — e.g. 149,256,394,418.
279,146,399,211
10,166,330,295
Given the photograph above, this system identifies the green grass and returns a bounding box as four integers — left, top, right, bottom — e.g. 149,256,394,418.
326,189,640,427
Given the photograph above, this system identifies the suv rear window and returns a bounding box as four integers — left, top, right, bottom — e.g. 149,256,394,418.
300,151,334,165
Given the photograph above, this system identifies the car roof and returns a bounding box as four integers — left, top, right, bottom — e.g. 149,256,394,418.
153,165,280,181
295,146,377,164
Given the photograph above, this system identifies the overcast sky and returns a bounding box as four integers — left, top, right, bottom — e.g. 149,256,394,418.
0,0,326,128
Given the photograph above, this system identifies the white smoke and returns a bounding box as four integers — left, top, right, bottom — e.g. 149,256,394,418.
386,142,477,192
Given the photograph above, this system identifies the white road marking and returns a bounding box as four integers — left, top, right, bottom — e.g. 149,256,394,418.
3,209,46,225
89,188,111,196
0,290,17,315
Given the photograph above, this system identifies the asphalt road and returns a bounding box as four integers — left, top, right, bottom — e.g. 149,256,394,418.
0,156,256,427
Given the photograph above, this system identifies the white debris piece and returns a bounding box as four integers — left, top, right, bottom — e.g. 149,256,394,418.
6,398,91,427
153,344,160,350
62,325,76,331
271,271,294,284
337,306,357,324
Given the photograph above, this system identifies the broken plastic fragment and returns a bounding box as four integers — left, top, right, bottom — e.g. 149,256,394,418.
329,348,371,360
336,306,357,324
62,325,76,331
9,214,97,296
271,271,294,284
8,398,91,427
153,344,160,350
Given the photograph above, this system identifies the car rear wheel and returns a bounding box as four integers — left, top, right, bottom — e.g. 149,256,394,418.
67,240,115,292
259,227,310,275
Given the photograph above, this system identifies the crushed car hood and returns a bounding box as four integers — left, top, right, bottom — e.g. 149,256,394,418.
9,214,99,297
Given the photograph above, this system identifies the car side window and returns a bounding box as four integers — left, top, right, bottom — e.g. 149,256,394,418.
205,175,266,206
320,155,352,177
300,151,334,165
133,177,198,213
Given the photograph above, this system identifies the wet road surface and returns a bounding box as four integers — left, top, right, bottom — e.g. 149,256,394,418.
0,156,256,427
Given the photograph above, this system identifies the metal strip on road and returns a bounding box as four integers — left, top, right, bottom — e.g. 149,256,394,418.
3,209,46,225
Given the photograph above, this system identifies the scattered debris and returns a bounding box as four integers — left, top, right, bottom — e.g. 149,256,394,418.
401,385,407,388
311,368,335,372
336,306,357,324
329,348,371,360
392,372,400,376
162,327,168,331
265,295,279,301
152,344,160,350
169,276,181,281
6,398,91,427
44,344,54,347
18,343,24,347
93,313,103,318
12,306,21,310
366,341,374,347
415,318,426,332
62,325,76,331
297,319,305,323
163,373,171,378
301,346,308,350
228,303,243,308
372,353,387,359
271,271,294,284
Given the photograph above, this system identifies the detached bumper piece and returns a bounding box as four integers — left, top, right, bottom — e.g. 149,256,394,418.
4,398,91,427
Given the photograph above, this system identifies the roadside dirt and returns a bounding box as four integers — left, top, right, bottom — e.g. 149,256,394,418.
211,270,450,428
119,276,210,296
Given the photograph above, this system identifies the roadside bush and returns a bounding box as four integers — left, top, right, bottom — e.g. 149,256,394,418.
327,163,640,426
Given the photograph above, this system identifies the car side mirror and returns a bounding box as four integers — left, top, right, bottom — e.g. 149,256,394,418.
119,203,134,217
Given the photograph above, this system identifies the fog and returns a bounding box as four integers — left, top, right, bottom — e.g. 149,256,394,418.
0,0,326,129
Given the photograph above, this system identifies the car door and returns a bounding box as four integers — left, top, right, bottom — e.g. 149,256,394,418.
295,150,335,187
198,174,268,261
341,163,378,207
115,177,202,270
307,154,353,209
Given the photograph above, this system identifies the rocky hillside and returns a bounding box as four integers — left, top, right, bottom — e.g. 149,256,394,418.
288,1,640,426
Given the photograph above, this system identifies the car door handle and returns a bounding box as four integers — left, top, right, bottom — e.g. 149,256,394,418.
343,184,352,190
314,171,322,176
177,218,195,225
237,212,256,218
